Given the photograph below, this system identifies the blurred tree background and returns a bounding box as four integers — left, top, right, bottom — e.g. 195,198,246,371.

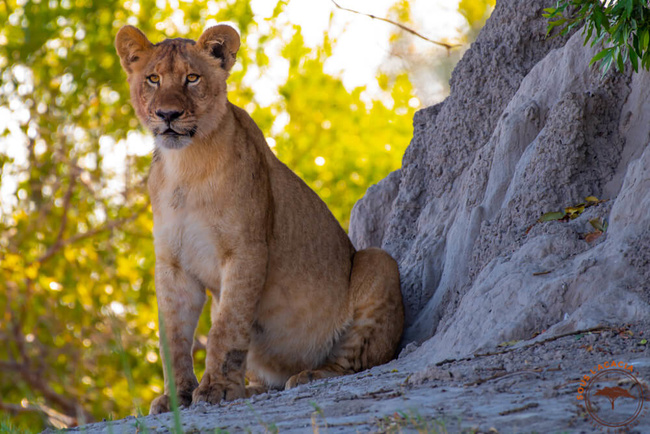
0,0,493,430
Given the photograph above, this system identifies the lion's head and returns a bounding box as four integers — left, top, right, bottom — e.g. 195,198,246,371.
115,25,240,150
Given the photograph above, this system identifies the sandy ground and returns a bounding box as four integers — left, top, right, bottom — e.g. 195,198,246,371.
56,321,650,433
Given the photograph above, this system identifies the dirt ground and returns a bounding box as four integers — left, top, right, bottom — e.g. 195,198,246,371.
57,321,650,433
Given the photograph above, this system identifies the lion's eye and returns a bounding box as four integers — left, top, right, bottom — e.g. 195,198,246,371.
186,74,200,84
147,74,160,85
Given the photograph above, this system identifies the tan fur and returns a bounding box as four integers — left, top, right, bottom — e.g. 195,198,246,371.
115,24,404,415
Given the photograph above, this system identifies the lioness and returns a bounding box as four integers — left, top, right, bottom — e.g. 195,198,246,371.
115,24,404,414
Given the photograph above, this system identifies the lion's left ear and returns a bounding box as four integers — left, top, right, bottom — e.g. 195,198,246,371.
197,25,240,71
115,25,153,74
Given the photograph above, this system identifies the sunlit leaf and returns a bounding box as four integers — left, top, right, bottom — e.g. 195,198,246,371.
589,218,606,232
565,204,585,219
538,211,566,222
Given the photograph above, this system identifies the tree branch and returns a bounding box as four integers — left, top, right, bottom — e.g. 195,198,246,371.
33,202,149,265
37,167,77,265
2,323,94,425
0,400,78,428
330,0,461,51
18,370,94,424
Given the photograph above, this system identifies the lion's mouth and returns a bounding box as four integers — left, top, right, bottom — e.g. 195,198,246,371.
161,128,182,136
158,127,197,137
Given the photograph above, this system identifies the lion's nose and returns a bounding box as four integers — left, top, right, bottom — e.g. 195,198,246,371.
156,109,184,123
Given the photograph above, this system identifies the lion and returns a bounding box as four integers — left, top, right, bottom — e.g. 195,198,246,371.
115,23,404,415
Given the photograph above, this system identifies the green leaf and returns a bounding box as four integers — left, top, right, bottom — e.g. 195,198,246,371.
584,24,594,46
589,48,612,66
625,0,633,19
589,218,605,232
617,50,625,72
538,211,566,223
593,7,604,28
633,33,641,56
630,47,639,72
548,18,568,29
542,7,558,19
602,53,614,74
565,204,586,219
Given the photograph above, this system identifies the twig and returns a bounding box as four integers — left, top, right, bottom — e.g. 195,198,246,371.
436,326,613,367
33,202,149,265
37,168,78,264
464,368,543,387
473,326,611,358
498,402,540,416
0,399,78,428
330,0,461,51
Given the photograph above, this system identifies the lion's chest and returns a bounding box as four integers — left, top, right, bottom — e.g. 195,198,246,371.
153,185,224,291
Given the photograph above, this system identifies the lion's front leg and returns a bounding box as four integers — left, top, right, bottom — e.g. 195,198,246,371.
150,260,206,415
192,250,267,405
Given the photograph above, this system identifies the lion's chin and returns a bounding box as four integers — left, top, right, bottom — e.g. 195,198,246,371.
154,134,193,150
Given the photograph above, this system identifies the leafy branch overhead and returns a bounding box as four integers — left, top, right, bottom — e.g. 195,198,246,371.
544,0,650,73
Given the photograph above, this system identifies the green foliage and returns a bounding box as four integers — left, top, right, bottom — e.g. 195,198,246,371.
544,0,650,74
0,415,32,434
0,0,417,431
276,28,416,225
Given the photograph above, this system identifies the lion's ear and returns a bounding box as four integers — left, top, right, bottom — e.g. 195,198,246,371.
115,25,153,74
197,25,240,71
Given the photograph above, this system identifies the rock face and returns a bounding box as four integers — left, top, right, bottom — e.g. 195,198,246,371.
350,0,650,363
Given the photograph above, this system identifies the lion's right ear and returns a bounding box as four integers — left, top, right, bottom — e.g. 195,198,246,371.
115,25,153,74
197,25,241,71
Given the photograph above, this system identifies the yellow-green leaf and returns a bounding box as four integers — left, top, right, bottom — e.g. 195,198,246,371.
538,211,566,222
565,204,585,219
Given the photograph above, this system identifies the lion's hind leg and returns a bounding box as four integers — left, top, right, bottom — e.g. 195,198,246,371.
285,247,404,389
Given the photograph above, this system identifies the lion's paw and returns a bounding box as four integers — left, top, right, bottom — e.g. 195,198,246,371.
149,394,171,415
149,387,195,414
192,375,245,405
284,370,315,389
